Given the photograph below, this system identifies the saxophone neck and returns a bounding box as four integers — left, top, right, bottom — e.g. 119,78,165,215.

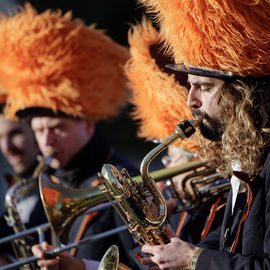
140,119,202,182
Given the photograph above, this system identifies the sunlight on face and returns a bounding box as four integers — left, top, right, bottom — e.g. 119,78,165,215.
187,75,226,141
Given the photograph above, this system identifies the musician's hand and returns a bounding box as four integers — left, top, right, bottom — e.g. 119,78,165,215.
141,225,198,270
31,242,85,270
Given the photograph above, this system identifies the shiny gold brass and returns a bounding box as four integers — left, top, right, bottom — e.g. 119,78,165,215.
97,245,132,270
1,119,232,270
39,173,106,244
39,158,206,244
98,245,119,270
99,119,202,245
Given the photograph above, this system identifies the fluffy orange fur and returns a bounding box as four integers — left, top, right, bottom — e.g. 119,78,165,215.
0,93,7,104
125,18,199,152
140,0,270,76
0,4,129,120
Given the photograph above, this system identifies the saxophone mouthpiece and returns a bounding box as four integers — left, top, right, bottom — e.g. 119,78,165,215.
189,118,203,129
177,118,202,140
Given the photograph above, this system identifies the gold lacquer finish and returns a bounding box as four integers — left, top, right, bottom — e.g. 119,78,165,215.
98,245,119,270
39,157,206,244
98,119,202,246
39,174,107,244
98,245,132,270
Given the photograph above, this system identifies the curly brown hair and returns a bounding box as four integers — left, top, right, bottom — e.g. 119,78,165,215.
199,77,270,177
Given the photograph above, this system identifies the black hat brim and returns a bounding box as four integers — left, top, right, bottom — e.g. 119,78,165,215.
166,63,238,80
16,107,71,119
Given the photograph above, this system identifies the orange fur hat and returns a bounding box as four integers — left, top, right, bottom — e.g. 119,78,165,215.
125,18,199,152
0,90,7,112
0,4,129,120
140,0,270,77
0,93,7,105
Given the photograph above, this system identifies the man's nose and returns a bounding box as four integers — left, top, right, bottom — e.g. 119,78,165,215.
43,130,56,146
186,87,202,109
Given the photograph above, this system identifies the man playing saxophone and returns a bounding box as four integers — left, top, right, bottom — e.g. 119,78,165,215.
125,18,227,250
138,0,270,269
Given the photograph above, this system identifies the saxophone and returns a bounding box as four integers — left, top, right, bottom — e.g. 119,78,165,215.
4,155,52,270
98,119,202,246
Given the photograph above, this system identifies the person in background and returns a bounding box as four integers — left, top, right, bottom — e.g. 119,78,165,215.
0,100,40,182
137,0,270,269
0,94,9,215
0,4,139,268
0,91,47,265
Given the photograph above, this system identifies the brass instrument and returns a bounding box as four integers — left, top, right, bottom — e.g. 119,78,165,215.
98,119,202,245
0,159,207,270
3,156,52,270
98,245,119,270
164,168,230,213
97,245,133,270
1,118,233,270
38,159,206,244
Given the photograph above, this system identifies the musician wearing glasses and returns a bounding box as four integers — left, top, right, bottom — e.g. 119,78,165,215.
133,0,270,270
0,4,139,269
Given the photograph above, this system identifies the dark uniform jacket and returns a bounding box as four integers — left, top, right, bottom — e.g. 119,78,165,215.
197,151,270,270
52,129,139,267
0,163,48,255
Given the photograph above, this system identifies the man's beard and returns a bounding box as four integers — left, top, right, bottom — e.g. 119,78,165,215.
192,109,224,142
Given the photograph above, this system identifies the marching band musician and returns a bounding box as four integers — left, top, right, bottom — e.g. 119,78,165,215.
0,96,40,184
137,0,270,269
125,18,226,250
0,4,139,268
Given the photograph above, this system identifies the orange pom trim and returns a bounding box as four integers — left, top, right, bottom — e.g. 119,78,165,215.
0,4,129,120
125,18,199,152
140,0,270,76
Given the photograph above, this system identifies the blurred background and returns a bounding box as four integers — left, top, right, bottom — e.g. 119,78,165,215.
0,0,166,213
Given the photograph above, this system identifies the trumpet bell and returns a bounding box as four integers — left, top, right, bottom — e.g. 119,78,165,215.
39,172,107,244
